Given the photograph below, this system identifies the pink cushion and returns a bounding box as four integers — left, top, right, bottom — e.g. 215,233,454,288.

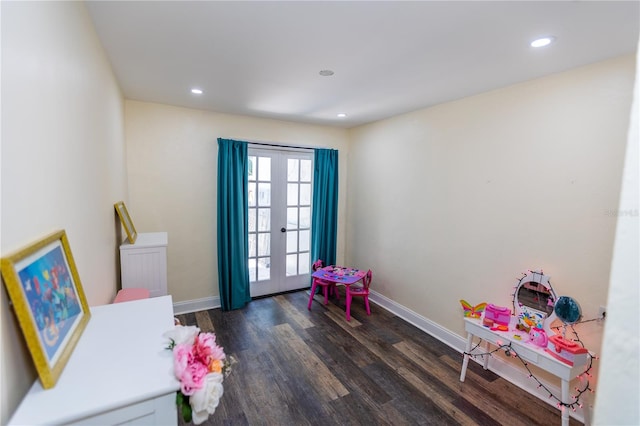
114,288,150,303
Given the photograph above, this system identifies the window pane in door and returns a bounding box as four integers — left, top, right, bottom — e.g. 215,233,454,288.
248,234,256,257
286,231,298,253
287,159,299,181
258,157,271,181
300,160,311,182
286,254,297,276
299,230,310,251
300,183,311,205
287,207,298,228
258,233,270,256
257,208,270,232
300,207,311,228
258,183,270,206
258,258,270,280
287,183,299,206
248,209,256,232
248,182,256,207
248,258,257,282
299,253,310,274
248,156,256,181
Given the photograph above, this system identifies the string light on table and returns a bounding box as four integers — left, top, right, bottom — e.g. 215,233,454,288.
463,339,596,412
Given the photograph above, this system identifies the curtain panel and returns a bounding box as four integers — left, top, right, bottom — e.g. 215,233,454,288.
311,148,339,271
216,138,251,310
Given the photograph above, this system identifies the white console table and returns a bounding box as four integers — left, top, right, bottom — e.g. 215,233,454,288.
459,317,589,426
9,296,180,425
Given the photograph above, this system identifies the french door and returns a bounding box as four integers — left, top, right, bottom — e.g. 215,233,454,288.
248,148,313,297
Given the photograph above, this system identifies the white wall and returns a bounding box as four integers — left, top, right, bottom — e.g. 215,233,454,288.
593,44,640,425
124,101,349,304
0,2,126,422
347,54,636,405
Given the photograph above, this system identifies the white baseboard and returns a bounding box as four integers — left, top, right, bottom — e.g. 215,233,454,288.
368,290,588,424
172,296,220,315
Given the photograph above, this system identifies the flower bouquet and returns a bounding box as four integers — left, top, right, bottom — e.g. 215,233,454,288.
164,325,231,424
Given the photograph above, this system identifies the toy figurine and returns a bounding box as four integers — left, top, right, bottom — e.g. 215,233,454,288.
529,327,548,347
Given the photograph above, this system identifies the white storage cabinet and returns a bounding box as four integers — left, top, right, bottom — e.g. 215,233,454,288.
120,232,168,297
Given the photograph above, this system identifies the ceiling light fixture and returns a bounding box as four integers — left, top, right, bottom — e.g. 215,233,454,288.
191,88,203,95
337,113,347,118
319,70,334,77
530,36,555,48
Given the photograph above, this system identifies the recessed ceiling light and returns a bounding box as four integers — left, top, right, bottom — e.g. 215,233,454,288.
530,36,555,48
319,70,334,77
191,88,203,95
337,113,347,118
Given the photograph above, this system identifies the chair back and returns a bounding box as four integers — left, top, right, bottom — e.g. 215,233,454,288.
312,259,324,272
362,269,372,290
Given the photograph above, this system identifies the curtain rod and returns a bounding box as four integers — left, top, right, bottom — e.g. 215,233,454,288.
220,137,337,152
222,139,327,151
244,139,321,151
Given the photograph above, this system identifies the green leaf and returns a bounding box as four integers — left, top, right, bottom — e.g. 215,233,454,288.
176,392,192,423
182,402,192,423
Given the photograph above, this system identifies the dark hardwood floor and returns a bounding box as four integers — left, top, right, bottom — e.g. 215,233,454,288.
175,289,580,425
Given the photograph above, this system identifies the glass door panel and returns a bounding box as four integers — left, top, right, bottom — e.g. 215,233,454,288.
248,149,313,297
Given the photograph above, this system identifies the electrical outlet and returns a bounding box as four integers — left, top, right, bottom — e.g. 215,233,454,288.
598,305,606,320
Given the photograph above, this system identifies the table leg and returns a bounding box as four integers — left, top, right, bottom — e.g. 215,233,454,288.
460,333,473,382
561,379,569,426
483,340,490,370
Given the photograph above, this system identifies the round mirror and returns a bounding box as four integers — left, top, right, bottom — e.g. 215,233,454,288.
554,296,582,325
513,271,557,336
516,282,554,316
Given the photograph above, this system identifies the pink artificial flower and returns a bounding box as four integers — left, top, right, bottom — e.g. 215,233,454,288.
179,361,208,396
173,344,208,396
194,333,226,366
173,344,195,378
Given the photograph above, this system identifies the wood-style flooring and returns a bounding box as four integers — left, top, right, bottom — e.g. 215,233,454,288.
175,289,581,425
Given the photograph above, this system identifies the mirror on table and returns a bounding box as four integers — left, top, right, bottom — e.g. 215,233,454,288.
514,270,557,335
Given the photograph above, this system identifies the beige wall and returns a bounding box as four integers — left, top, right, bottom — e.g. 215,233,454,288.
346,54,635,369
124,101,349,302
0,2,126,422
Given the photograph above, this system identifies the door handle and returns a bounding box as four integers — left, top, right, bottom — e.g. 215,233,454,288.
280,227,287,233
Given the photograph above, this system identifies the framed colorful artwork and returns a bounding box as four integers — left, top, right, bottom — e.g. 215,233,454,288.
114,201,137,244
0,230,91,388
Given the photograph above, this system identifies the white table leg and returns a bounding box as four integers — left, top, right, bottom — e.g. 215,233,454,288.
483,340,490,370
460,333,473,382
561,379,569,426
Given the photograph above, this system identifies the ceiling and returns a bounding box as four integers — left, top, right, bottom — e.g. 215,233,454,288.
86,1,640,129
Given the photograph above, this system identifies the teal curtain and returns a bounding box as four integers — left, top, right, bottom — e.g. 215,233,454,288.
217,138,251,310
311,148,339,269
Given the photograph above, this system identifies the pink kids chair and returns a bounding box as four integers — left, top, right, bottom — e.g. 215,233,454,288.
307,259,337,310
346,269,372,321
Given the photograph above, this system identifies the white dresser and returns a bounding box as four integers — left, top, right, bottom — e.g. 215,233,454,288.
9,296,180,425
120,232,168,297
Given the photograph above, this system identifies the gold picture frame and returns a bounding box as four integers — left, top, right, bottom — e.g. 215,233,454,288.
0,230,91,389
114,201,137,244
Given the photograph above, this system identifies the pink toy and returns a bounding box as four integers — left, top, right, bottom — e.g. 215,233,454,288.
545,334,589,365
484,304,511,326
529,327,548,347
